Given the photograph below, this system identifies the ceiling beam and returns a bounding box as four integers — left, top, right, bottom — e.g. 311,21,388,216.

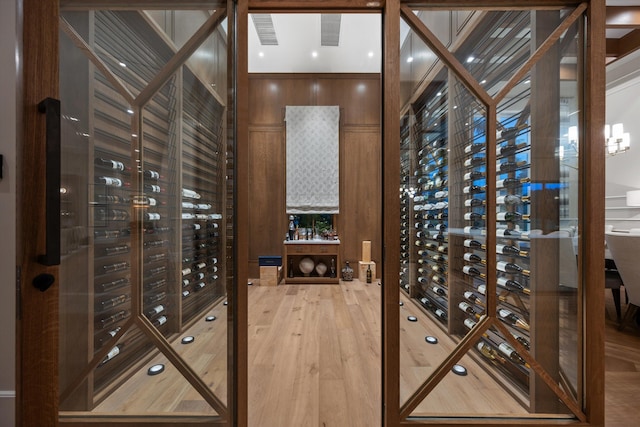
606,6,640,28
606,29,640,63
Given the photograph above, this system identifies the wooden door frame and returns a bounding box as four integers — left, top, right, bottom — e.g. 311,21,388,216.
19,1,604,426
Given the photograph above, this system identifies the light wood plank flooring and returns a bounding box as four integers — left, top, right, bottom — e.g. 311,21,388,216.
604,287,640,427
82,281,640,427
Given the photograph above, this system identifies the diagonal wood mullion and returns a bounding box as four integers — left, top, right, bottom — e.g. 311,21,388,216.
493,320,586,422
134,314,229,420
494,3,587,104
59,16,136,106
135,8,226,106
400,5,492,108
59,316,136,404
399,315,493,419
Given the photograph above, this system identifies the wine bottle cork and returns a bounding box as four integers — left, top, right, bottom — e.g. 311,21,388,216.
362,240,371,262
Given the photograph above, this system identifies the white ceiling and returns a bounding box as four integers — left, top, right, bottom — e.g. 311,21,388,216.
248,13,382,73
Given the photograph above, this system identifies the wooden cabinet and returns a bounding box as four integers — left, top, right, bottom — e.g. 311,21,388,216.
283,241,340,284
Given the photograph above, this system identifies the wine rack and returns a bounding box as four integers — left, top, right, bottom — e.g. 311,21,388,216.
59,10,228,409
400,9,578,410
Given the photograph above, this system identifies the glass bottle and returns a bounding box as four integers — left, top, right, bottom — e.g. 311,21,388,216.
341,261,354,281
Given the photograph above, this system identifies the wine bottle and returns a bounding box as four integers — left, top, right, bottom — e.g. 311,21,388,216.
464,318,477,330
182,188,201,199
431,264,446,274
497,195,529,206
496,261,530,276
464,157,485,168
434,308,447,320
145,279,166,290
97,294,128,311
463,185,485,194
432,285,447,296
498,308,530,331
463,170,485,181
102,261,129,274
133,195,158,207
145,292,166,304
496,244,528,257
95,176,126,187
144,212,161,221
153,315,168,327
496,126,521,141
182,290,190,298
195,281,207,290
95,157,126,171
496,211,529,222
144,183,162,193
497,277,531,294
458,301,479,316
464,212,485,221
99,344,124,366
96,194,128,204
496,228,526,238
146,304,165,318
463,265,485,278
465,198,484,207
97,309,129,329
144,239,165,248
464,239,485,250
97,277,130,293
463,226,483,235
496,143,527,157
182,267,192,276
496,177,531,189
431,254,447,264
145,253,166,263
465,143,484,154
497,342,529,366
182,201,195,209
463,252,483,264
477,341,505,364
497,160,528,173
147,266,166,277
96,209,129,221
194,262,207,270
511,332,531,350
95,326,122,349
143,169,160,180
464,291,484,306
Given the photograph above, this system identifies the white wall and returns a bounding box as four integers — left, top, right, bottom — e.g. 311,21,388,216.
0,0,18,425
606,50,640,230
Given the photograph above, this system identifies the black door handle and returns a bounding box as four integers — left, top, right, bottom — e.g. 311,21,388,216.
37,97,61,266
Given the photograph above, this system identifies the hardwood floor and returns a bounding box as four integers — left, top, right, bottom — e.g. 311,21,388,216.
81,280,640,427
604,287,640,427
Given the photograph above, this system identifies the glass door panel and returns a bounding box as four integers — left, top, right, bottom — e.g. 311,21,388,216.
58,3,232,422
397,5,585,422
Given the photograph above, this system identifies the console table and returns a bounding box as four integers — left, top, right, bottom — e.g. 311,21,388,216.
283,240,340,284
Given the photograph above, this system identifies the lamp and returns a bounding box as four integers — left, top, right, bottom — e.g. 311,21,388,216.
605,123,631,156
626,190,640,207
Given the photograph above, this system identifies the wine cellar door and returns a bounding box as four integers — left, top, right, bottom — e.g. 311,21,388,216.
56,2,234,424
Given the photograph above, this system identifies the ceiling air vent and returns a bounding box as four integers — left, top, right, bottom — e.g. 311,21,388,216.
251,14,278,46
321,14,341,47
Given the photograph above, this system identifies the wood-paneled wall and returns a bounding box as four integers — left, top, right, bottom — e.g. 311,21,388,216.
248,73,381,278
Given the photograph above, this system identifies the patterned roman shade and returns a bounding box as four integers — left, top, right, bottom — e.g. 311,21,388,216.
285,106,340,214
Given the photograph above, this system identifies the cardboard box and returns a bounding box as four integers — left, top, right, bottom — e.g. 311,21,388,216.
260,266,283,286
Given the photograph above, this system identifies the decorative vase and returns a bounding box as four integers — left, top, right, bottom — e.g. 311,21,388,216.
299,257,315,276
341,261,354,281
315,262,327,277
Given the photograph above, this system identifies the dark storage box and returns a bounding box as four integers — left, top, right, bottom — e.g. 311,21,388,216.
258,256,282,266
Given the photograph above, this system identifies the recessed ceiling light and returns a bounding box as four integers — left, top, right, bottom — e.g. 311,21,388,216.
407,56,414,63
258,52,264,58
524,79,531,84
437,92,442,96
368,51,374,58
126,109,134,115
467,56,475,63
481,79,487,84
118,61,126,67
312,51,318,58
